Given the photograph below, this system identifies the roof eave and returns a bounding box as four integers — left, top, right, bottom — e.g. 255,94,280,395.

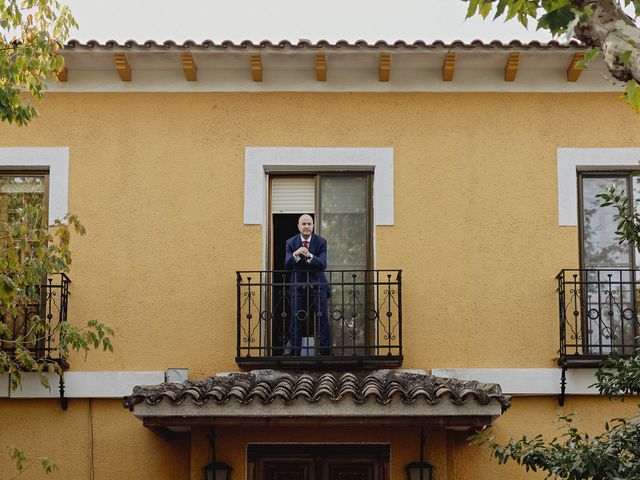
63,38,587,52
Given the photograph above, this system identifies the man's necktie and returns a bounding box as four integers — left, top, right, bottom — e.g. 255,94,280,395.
303,241,309,248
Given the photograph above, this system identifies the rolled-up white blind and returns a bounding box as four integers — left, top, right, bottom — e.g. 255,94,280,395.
271,177,315,213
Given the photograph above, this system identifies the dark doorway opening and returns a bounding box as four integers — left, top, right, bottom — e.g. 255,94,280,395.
272,213,306,271
271,213,315,354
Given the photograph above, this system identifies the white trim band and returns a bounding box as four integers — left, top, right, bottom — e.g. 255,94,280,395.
0,371,165,399
557,147,640,226
1,369,602,398
432,368,600,395
0,147,69,225
244,147,394,225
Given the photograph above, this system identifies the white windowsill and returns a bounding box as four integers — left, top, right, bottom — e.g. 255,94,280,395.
432,368,600,395
0,371,165,399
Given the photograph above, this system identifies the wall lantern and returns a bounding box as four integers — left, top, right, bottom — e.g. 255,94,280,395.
405,427,434,480
203,428,233,480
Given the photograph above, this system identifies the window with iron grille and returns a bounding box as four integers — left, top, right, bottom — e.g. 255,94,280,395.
577,172,640,355
0,171,51,359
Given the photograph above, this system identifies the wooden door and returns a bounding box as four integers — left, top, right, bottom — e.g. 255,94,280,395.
323,458,378,480
258,457,315,480
250,445,388,480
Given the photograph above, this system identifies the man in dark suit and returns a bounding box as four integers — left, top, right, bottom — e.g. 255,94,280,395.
283,214,331,356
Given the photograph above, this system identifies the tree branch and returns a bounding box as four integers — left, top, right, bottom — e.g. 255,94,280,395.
572,0,640,82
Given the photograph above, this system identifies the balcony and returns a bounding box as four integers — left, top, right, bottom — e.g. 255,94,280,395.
236,270,402,368
0,273,71,367
557,269,640,367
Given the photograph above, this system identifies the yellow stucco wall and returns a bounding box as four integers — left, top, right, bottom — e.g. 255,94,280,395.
0,398,188,479
2,92,637,374
1,91,639,479
1,396,637,479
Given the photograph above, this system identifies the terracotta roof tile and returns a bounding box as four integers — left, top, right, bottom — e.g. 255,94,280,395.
65,39,585,51
122,369,511,412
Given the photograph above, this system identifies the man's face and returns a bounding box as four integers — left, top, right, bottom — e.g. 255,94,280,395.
298,215,314,238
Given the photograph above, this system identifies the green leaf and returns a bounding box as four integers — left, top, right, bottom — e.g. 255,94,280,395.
537,6,576,35
575,47,600,69
8,446,28,471
621,79,640,112
38,371,51,389
466,0,481,19
620,50,632,66
40,457,59,473
479,1,492,18
494,0,509,19
578,6,593,22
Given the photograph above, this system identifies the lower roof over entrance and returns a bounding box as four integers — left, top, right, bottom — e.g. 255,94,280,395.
123,370,511,431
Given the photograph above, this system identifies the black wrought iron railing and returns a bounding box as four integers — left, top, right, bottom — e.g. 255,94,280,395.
0,273,71,365
236,270,402,367
558,269,640,364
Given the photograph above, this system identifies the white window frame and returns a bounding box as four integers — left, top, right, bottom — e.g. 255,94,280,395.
557,147,640,226
245,147,394,270
244,147,394,226
0,147,69,224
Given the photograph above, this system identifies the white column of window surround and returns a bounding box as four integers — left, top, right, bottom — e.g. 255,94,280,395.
0,147,69,225
557,147,640,226
432,368,601,395
244,147,394,226
0,371,166,398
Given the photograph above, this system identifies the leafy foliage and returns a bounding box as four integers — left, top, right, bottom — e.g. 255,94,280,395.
595,184,640,247
471,355,640,479
462,0,640,111
0,203,114,390
464,0,640,31
6,446,58,479
0,0,77,125
465,0,579,33
596,351,640,398
473,414,640,480
473,357,640,479
622,79,640,111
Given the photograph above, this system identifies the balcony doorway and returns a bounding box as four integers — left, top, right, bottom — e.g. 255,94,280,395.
577,173,640,356
268,173,373,356
271,212,309,355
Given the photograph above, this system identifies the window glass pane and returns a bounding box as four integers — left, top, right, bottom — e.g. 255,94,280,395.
633,175,640,268
319,175,369,353
319,175,368,270
581,176,630,268
0,175,46,224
